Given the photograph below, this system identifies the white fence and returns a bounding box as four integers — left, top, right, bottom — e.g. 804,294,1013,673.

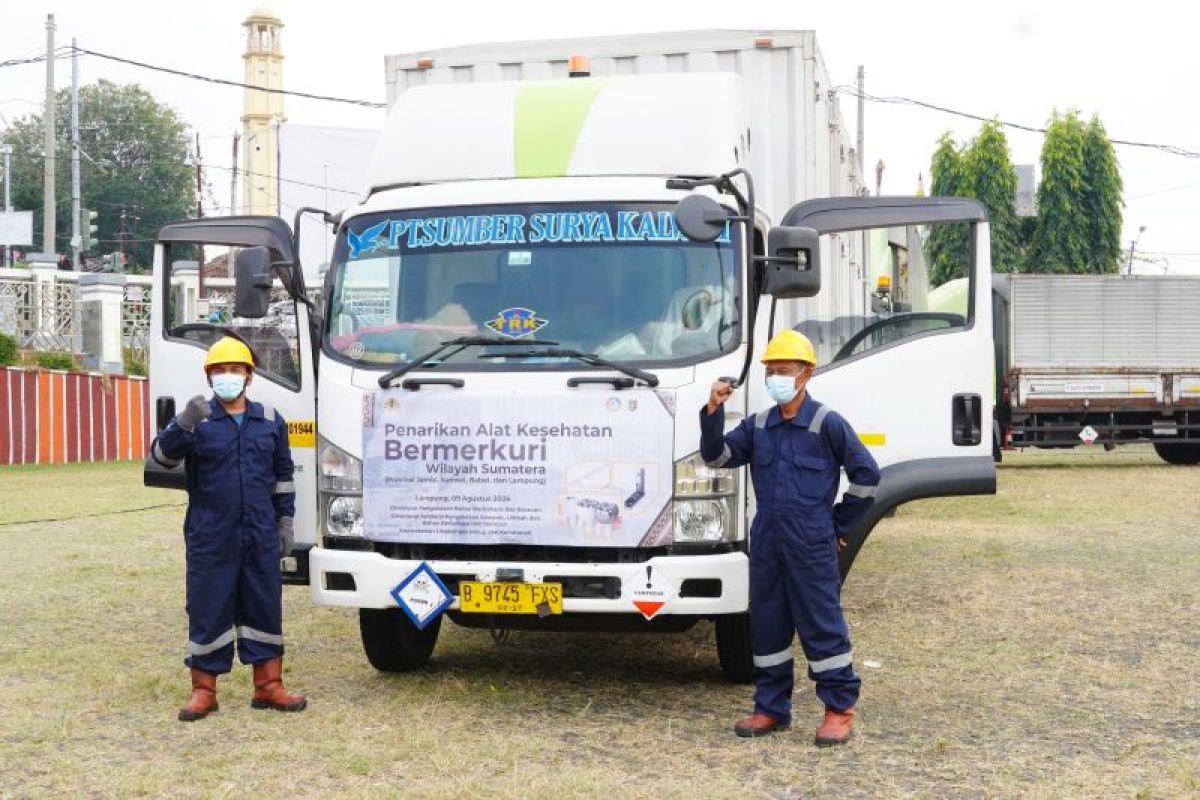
0,268,153,364
0,267,320,374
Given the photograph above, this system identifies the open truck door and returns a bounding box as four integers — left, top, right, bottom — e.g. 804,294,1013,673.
144,216,318,584
763,197,997,575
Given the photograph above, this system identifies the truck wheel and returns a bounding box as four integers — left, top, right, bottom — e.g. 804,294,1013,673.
715,613,754,683
1153,442,1200,465
358,608,441,672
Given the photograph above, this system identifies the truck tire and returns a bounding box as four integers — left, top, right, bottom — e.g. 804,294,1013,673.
359,608,441,672
715,612,754,683
1153,442,1200,465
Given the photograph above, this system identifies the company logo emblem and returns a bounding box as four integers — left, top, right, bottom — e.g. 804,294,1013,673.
346,220,388,259
485,307,547,339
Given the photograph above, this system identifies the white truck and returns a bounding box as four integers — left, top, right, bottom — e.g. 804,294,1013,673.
146,30,996,681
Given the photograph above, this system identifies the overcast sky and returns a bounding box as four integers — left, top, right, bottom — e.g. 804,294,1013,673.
1,0,1197,273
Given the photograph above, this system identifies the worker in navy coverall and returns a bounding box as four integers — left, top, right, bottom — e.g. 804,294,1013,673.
149,336,306,721
700,330,880,745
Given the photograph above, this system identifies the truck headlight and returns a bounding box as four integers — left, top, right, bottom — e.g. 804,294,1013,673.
674,499,731,542
327,496,364,538
319,437,363,538
672,452,740,543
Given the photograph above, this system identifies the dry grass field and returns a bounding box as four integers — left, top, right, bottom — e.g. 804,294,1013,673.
1,448,1197,799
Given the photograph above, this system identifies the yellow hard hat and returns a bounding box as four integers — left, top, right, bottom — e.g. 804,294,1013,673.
761,330,817,365
204,337,255,370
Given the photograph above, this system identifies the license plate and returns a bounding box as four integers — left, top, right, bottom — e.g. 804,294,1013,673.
458,581,563,615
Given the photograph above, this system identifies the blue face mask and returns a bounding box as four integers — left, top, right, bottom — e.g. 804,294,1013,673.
211,373,247,402
765,374,800,405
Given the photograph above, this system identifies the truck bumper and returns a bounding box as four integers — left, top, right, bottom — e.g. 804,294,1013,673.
308,547,749,616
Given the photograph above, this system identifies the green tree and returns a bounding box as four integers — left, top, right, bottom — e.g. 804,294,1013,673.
1027,110,1091,273
0,80,194,269
927,132,970,286
1081,115,1124,273
964,119,1020,272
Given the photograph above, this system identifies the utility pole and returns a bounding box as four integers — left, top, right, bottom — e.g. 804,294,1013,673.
1,143,11,267
275,120,282,217
856,65,865,181
70,37,81,269
43,14,56,256
195,133,205,295
195,132,203,219
1127,225,1147,275
230,131,240,215
118,207,126,269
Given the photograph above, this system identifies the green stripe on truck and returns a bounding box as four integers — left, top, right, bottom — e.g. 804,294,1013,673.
514,79,607,178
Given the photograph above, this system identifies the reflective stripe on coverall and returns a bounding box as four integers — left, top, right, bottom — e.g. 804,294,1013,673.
151,398,296,674
700,394,880,721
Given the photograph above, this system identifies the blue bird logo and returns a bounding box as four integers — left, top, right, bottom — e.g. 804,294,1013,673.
346,220,388,259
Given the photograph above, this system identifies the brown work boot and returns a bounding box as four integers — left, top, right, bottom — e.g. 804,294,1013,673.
251,658,307,712
814,706,855,747
734,712,788,738
178,668,219,722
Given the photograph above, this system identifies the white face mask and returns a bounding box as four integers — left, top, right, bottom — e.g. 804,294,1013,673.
765,374,799,405
211,373,246,402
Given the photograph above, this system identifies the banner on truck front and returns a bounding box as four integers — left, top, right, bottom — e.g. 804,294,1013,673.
362,389,676,547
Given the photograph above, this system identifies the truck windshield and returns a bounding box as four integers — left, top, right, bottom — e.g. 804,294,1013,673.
325,203,740,368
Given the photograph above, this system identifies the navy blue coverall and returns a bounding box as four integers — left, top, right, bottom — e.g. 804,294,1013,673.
150,398,296,675
700,394,880,720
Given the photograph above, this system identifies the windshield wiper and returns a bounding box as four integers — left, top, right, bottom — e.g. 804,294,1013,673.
378,336,560,388
478,347,660,388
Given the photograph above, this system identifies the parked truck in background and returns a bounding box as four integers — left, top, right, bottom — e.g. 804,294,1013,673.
146,30,996,681
997,274,1200,463
931,272,1200,464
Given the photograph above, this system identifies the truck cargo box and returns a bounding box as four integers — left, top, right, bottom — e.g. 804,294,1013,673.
1009,274,1200,371
997,274,1200,458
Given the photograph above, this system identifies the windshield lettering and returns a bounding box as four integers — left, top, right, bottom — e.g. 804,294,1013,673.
328,203,740,369
347,208,731,260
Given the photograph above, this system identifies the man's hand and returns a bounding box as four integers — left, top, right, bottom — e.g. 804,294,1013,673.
278,516,295,556
705,379,735,415
177,395,212,432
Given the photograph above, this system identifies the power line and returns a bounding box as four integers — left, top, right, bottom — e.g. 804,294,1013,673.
833,87,1200,160
205,162,359,196
71,46,387,109
1127,182,1200,201
1139,250,1200,258
15,151,360,195
0,47,73,70
0,54,50,69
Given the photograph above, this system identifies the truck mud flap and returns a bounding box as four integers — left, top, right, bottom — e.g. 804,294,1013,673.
838,455,996,579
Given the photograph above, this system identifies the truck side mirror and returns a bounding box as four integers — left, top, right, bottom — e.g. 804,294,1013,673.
762,226,821,298
674,194,731,243
234,246,273,318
